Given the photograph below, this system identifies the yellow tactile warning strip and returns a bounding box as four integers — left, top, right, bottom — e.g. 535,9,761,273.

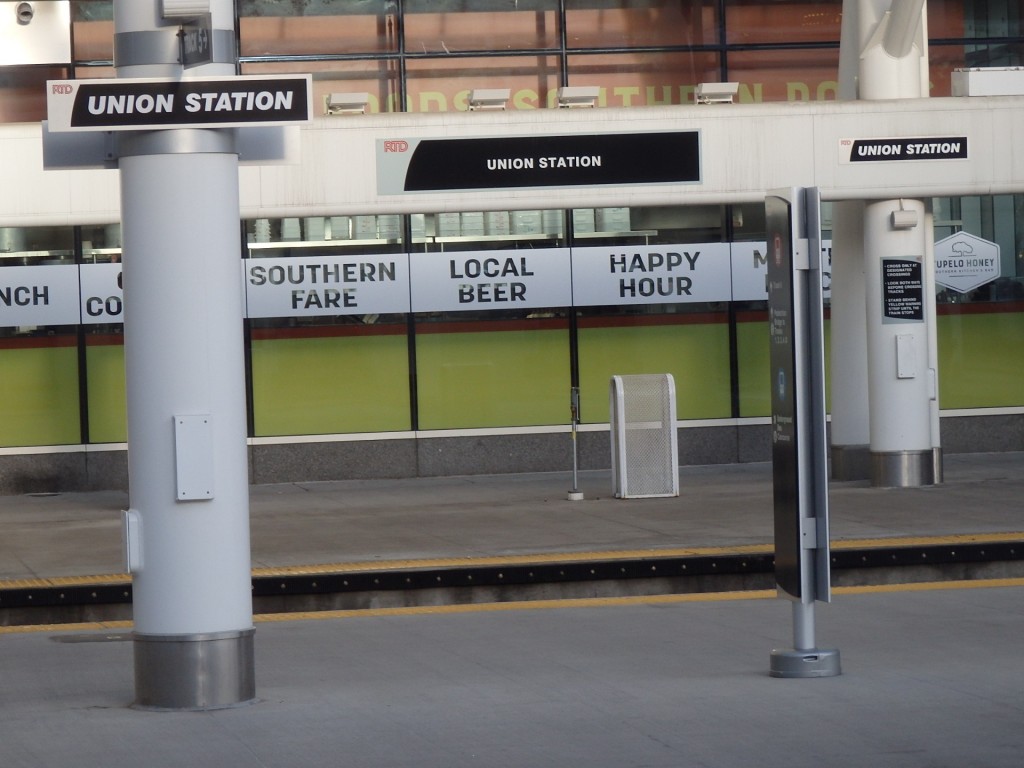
0,573,131,589
1,531,1022,591
253,531,1024,578
2,577,1023,635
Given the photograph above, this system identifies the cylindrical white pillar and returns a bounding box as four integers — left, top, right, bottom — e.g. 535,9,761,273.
922,202,943,481
857,0,938,487
828,0,871,479
828,201,871,479
863,199,935,485
115,0,254,709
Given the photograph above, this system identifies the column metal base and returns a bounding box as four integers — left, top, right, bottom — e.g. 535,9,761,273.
870,449,936,488
830,444,871,481
769,648,841,678
932,447,944,484
133,629,255,711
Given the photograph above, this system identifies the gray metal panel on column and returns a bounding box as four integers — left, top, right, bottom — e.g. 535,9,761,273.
871,449,935,487
133,630,255,710
114,31,181,67
115,29,236,67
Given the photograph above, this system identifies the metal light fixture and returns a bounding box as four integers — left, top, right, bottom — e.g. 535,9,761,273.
325,92,370,116
891,201,919,230
695,82,740,104
951,67,1024,97
15,2,34,24
556,86,600,108
161,0,210,18
468,88,511,111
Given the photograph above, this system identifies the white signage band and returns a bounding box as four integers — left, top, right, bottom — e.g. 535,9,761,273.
571,243,732,306
409,248,572,313
0,264,81,327
244,254,410,318
11,236,998,329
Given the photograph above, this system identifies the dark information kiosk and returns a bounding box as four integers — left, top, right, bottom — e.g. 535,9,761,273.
765,187,840,678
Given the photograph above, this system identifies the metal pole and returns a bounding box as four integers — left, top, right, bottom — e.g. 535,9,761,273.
115,0,255,709
792,599,815,651
568,386,583,501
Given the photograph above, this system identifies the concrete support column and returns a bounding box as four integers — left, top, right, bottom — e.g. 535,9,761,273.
829,0,870,479
829,201,871,479
862,198,935,486
922,202,943,482
857,0,939,487
115,0,255,709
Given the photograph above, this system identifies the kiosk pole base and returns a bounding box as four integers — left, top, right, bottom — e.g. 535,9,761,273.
769,647,841,678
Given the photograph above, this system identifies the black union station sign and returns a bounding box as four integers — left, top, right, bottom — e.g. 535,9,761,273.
46,75,312,132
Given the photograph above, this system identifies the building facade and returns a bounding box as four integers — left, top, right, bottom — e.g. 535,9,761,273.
0,0,1022,492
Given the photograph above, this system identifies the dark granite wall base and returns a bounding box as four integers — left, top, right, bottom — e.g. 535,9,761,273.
0,414,1018,494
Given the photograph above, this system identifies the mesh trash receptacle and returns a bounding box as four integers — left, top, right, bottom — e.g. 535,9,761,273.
610,374,679,498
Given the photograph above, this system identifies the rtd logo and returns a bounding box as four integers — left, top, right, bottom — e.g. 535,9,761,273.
51,83,74,95
384,140,409,153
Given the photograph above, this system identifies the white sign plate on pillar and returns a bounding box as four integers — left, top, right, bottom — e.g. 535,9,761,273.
174,414,214,501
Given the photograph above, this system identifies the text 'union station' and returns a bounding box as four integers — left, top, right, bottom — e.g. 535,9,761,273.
84,91,295,116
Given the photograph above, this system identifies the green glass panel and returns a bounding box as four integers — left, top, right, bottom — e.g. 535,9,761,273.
0,346,80,446
416,327,569,429
252,334,411,436
736,316,770,417
578,321,731,422
938,310,1024,408
85,340,127,443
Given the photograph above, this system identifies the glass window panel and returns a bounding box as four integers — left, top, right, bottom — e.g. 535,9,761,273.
566,51,721,107
415,211,565,249
85,335,126,443
239,0,397,56
244,216,410,436
80,224,126,444
726,48,840,103
405,55,560,112
929,43,1024,96
938,308,1024,408
565,0,718,49
72,1,114,63
404,0,559,53
0,66,70,124
0,227,80,446
930,0,1022,39
241,60,401,114
251,328,412,436
415,314,570,429
928,0,967,38
73,65,116,80
577,307,732,421
735,304,769,417
725,0,841,45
